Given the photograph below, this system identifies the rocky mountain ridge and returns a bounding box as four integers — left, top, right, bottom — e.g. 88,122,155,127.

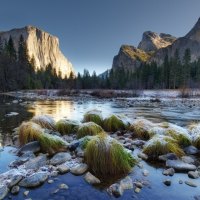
0,26,74,78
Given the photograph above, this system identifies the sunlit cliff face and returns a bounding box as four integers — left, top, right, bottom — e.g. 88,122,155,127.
0,26,75,79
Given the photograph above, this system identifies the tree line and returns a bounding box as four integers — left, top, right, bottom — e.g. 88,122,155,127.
0,35,200,91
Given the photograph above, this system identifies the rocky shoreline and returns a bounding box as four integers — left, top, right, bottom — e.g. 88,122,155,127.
1,110,200,200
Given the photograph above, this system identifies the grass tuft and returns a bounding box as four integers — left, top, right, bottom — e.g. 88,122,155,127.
85,134,136,176
103,115,127,132
83,110,103,126
18,121,68,154
77,122,104,139
56,119,80,135
31,115,56,130
143,135,185,159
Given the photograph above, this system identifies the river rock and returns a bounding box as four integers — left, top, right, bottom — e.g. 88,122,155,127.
138,152,148,160
184,146,199,155
142,169,149,176
50,152,71,166
19,172,48,188
134,182,143,188
132,140,146,147
57,164,70,174
0,185,8,200
68,140,80,151
70,163,88,175
166,160,196,172
162,168,175,176
109,183,123,197
163,179,171,186
59,183,69,190
8,174,23,188
181,156,195,164
120,176,133,190
84,172,101,185
159,153,178,161
76,148,84,157
11,185,20,195
18,141,41,154
188,171,200,179
185,180,198,187
25,154,47,170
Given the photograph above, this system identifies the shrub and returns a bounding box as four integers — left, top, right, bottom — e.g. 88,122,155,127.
103,115,127,132
143,135,184,159
85,134,136,176
31,115,56,130
83,110,103,126
77,122,104,139
56,119,80,135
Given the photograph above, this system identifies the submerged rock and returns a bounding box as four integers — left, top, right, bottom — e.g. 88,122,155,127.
166,160,196,172
162,168,175,176
70,163,88,175
0,185,8,200
138,152,148,160
11,185,20,195
19,172,48,188
158,153,178,162
188,171,200,179
185,180,198,187
57,164,70,174
120,176,133,190
163,179,171,186
84,172,101,185
184,145,199,155
50,152,71,166
108,183,123,197
18,141,41,154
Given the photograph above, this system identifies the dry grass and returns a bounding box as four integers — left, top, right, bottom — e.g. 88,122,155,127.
85,134,136,176
83,110,103,126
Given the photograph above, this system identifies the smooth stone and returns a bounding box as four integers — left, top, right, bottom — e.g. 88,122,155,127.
179,180,183,184
162,168,175,176
76,148,84,157
142,169,149,176
84,172,101,185
7,174,23,188
138,152,148,160
163,179,171,186
0,185,8,200
19,172,48,188
59,183,69,190
188,171,200,179
11,186,20,195
132,140,146,147
185,180,198,187
109,183,123,197
135,187,141,193
25,154,47,170
159,153,178,161
134,182,143,188
181,156,195,164
24,190,29,196
166,160,196,172
70,163,88,175
50,152,71,166
57,164,70,174
68,140,80,151
48,180,54,184
52,189,59,194
120,176,133,190
184,146,198,155
18,141,41,155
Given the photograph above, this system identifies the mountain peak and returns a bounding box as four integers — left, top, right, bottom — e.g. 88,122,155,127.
138,31,176,52
185,17,200,41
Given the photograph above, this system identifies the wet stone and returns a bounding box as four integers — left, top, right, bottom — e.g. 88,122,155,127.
166,160,196,172
142,169,149,176
134,187,141,193
162,168,175,176
25,154,47,170
11,186,20,195
163,179,171,186
70,163,88,175
185,180,198,187
50,152,71,166
188,171,200,179
0,185,9,200
184,146,199,155
84,172,101,185
109,183,123,198
138,152,148,160
120,176,133,190
57,164,70,174
59,184,69,190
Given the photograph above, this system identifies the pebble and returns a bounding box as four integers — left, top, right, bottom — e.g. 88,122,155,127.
134,187,141,193
24,190,29,196
163,179,171,186
185,180,198,187
188,171,200,179
142,169,149,176
48,180,54,184
11,186,20,195
59,183,69,190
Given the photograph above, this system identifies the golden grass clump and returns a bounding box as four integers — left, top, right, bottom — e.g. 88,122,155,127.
188,123,200,148
165,124,191,147
103,115,127,132
129,119,155,140
85,134,136,176
31,115,56,130
56,119,80,135
143,135,185,159
77,122,104,139
83,110,103,126
18,121,68,154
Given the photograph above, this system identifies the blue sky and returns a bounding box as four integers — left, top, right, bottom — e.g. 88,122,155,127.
0,0,200,74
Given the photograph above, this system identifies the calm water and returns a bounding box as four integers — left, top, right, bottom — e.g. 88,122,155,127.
1,94,200,200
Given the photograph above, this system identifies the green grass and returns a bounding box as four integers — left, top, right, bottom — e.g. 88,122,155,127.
85,134,136,176
83,110,103,126
18,121,68,154
31,115,56,130
56,119,80,135
143,135,185,159
103,115,127,132
77,122,104,139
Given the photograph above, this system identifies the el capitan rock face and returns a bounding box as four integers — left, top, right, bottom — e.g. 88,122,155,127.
0,26,74,78
112,17,200,71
